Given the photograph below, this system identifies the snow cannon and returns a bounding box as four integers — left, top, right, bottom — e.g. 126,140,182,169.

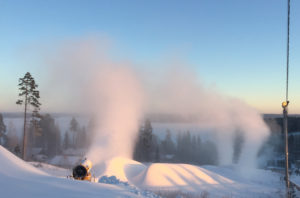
72,158,93,181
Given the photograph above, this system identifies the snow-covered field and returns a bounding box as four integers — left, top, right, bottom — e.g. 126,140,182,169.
0,145,291,198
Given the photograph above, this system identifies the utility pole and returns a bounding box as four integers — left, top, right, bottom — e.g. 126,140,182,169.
283,0,291,196
282,101,289,191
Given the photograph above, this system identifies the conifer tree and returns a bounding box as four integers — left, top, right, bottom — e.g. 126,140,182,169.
69,117,79,147
162,129,175,155
63,131,70,149
133,119,153,162
142,119,153,161
16,72,41,160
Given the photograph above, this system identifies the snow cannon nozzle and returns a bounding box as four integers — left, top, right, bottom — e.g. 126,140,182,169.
72,158,93,181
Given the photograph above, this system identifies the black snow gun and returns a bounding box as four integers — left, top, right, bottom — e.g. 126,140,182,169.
72,158,93,181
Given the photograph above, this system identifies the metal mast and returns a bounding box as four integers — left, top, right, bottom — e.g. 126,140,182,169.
282,0,291,193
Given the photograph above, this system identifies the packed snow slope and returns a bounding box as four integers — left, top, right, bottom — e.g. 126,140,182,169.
95,157,285,198
1,146,286,198
0,146,142,198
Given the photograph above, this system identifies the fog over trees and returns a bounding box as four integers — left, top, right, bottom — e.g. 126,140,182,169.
133,119,219,165
4,108,300,168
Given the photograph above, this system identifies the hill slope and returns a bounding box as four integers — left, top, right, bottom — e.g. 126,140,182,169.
0,146,142,198
98,158,284,198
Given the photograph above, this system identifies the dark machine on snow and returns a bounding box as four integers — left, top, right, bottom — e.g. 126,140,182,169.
72,158,93,181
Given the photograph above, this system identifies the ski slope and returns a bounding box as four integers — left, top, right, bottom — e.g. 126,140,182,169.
0,146,287,198
0,146,143,198
95,157,285,198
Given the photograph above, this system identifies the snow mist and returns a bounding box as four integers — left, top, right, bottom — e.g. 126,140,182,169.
42,37,144,164
86,66,144,164
147,64,270,170
42,37,269,171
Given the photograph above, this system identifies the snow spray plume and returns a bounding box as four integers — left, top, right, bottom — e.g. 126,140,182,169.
41,37,144,164
86,66,144,164
147,64,270,170
41,37,269,172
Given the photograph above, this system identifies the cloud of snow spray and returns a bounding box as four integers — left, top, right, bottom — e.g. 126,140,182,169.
148,63,270,174
85,67,144,164
42,37,269,174
41,37,144,165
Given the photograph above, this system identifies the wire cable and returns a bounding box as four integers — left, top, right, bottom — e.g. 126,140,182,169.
286,0,290,102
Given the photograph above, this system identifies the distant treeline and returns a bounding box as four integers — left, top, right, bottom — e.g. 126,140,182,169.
3,112,300,132
263,116,300,164
0,113,93,160
2,112,300,166
134,119,226,166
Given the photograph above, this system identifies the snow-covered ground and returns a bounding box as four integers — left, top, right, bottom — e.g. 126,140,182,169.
93,157,286,198
28,161,71,177
0,146,147,198
0,145,292,198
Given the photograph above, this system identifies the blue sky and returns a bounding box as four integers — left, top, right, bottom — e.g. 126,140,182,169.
1,0,300,113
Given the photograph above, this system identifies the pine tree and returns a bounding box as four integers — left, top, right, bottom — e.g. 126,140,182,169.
142,119,153,161
27,110,42,155
155,146,160,162
162,129,175,155
69,117,79,147
63,131,70,149
195,135,202,164
133,119,153,162
16,72,41,160
38,114,61,157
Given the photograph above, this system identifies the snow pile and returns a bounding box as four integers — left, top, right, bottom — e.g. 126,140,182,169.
95,157,146,182
97,157,284,198
135,163,234,188
135,163,283,197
